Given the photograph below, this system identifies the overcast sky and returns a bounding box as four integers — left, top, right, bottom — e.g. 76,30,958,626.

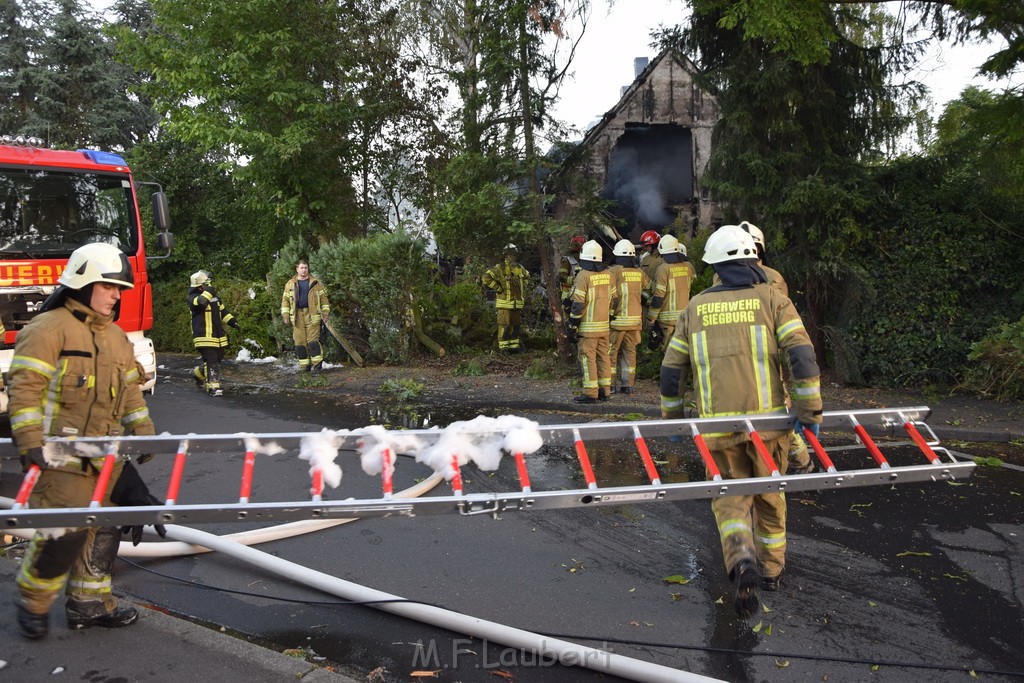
549,0,1013,135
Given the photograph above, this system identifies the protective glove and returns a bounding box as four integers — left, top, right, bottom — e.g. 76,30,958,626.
565,326,578,345
111,461,168,546
21,447,47,471
136,453,155,465
647,325,664,351
794,419,820,438
228,319,240,329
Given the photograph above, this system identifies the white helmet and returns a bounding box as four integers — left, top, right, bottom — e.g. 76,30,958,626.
580,239,603,262
190,270,210,287
702,225,759,264
59,242,134,290
613,239,635,257
658,234,682,255
504,243,518,253
739,221,765,249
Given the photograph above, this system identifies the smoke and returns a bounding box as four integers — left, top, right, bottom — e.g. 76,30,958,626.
602,125,694,232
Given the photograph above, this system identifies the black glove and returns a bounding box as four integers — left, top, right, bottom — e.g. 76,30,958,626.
565,325,579,345
647,325,664,351
21,447,47,471
229,319,240,329
136,453,154,465
111,461,167,545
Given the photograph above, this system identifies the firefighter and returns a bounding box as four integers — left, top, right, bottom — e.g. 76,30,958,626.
716,221,815,474
188,270,239,396
567,240,616,403
281,260,331,372
558,235,586,307
608,239,649,394
659,225,822,618
481,244,529,353
646,234,695,351
8,242,160,639
637,229,662,282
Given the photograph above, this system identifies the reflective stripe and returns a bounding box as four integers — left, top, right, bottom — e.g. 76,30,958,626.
126,367,140,383
755,531,786,548
10,355,56,378
693,331,712,415
17,538,70,593
661,396,684,408
10,407,43,430
777,318,805,343
122,407,150,429
719,519,750,538
750,325,771,412
668,336,688,354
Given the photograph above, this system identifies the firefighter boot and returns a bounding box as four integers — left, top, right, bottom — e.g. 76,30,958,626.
192,365,205,389
572,395,598,405
761,570,784,592
730,559,760,619
67,604,139,630
15,601,49,640
598,388,610,402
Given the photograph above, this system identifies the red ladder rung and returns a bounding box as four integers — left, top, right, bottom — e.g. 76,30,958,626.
573,428,598,490
631,426,662,485
745,420,781,477
851,420,890,468
89,451,118,508
12,464,42,510
239,447,257,503
512,452,532,493
903,421,941,464
802,427,837,473
450,454,464,496
165,440,189,505
689,424,722,481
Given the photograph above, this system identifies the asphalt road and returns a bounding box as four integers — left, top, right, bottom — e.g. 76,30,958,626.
67,375,1024,681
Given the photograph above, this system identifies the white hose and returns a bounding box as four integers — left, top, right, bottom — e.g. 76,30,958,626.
2,471,722,681
161,523,720,682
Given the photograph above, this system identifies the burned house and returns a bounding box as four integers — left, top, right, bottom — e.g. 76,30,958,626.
558,49,721,242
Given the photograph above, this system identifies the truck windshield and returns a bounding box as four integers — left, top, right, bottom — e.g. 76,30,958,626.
0,166,139,259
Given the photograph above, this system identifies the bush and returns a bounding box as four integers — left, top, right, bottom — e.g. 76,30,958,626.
960,317,1024,400
379,378,425,401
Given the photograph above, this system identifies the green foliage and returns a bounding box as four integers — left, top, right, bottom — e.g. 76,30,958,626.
523,357,555,380
378,378,425,401
312,231,437,364
453,358,487,377
960,317,1024,400
418,279,494,350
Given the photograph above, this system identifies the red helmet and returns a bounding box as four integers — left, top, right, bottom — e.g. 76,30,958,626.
570,235,586,252
639,230,661,246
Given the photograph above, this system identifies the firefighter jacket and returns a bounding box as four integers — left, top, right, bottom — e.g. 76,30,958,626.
569,268,616,337
281,276,330,322
608,265,649,330
659,283,822,449
189,284,236,349
482,259,529,310
713,264,788,296
647,260,696,326
7,298,155,459
639,251,663,284
558,254,581,300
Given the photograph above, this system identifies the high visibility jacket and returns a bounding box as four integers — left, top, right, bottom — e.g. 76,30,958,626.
482,260,529,310
7,298,155,459
713,263,788,297
569,269,616,337
608,265,649,330
281,276,330,321
189,285,236,349
647,260,696,325
660,283,822,448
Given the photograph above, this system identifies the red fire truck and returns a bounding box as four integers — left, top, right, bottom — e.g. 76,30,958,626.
0,138,173,395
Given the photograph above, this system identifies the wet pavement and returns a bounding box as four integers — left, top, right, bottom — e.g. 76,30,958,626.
1,356,1022,682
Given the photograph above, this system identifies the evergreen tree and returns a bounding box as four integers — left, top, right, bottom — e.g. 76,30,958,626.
0,0,45,137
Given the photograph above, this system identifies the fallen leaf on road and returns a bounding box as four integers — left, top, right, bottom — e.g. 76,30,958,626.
661,575,690,585
774,659,790,668
410,671,441,678
715,596,724,605
765,624,773,636
367,666,387,681
944,573,969,581
490,670,514,680
762,603,772,613
752,620,763,633
896,551,932,557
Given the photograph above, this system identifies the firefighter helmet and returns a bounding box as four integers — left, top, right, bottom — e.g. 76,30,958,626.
59,243,134,290
613,239,636,257
190,270,211,287
739,221,765,249
504,243,518,253
702,225,758,264
580,240,603,262
639,230,660,246
658,234,682,255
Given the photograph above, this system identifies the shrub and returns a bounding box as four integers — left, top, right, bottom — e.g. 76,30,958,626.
379,378,425,401
959,317,1024,400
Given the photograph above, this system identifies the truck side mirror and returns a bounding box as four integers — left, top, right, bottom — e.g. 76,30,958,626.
157,231,174,251
151,191,170,232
